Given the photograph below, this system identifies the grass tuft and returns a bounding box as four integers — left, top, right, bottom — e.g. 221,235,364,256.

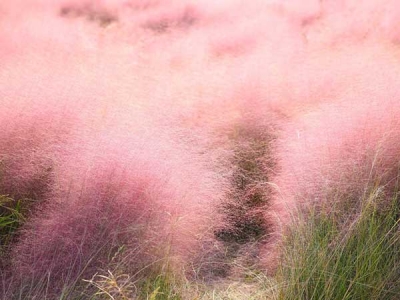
0,194,29,261
277,184,400,300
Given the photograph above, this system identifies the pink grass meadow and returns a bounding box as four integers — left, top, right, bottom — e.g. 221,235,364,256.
2,0,400,297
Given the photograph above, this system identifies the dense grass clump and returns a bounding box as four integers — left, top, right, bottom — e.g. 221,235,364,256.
277,184,400,300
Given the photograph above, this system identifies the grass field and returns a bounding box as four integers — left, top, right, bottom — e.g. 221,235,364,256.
1,0,400,299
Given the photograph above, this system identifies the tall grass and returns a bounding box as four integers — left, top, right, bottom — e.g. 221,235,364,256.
277,184,400,300
3,0,400,299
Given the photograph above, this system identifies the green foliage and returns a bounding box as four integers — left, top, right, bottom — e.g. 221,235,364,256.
277,188,400,300
140,273,181,300
0,195,26,247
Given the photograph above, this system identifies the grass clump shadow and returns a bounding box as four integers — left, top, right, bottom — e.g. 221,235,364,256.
215,123,274,245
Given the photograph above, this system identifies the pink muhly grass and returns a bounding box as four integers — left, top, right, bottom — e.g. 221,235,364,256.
262,44,400,271
7,123,226,297
4,0,400,295
0,105,75,202
272,55,400,222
